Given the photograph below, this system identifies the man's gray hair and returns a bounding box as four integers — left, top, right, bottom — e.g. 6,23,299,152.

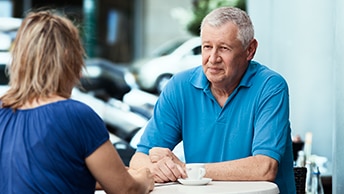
200,7,254,49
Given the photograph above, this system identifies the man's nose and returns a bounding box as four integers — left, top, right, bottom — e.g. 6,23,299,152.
209,50,220,64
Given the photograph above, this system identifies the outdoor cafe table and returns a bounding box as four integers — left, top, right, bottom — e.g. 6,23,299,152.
150,180,279,194
94,180,279,194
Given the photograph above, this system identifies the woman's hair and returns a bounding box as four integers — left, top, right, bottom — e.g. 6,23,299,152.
0,10,86,109
200,7,254,49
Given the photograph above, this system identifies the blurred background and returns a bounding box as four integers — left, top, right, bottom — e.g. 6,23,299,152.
1,0,343,193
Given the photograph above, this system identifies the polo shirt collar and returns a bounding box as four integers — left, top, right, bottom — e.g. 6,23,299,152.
191,61,258,90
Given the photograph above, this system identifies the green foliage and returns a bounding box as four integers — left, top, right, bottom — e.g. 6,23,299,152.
187,0,246,36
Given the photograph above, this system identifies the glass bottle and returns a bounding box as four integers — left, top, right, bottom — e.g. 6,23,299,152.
305,161,315,193
311,166,324,194
296,150,306,167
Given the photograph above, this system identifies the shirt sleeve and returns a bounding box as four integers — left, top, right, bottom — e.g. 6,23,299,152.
136,76,182,154
67,101,110,158
252,74,291,163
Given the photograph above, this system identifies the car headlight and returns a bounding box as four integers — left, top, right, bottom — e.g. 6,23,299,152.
83,66,101,78
124,71,138,88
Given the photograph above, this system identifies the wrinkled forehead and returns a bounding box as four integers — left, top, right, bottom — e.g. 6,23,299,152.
201,21,240,42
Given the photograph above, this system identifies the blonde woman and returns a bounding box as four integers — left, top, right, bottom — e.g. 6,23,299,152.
0,10,154,194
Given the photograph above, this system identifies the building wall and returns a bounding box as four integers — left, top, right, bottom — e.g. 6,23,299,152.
247,0,334,161
248,0,343,191
333,0,344,192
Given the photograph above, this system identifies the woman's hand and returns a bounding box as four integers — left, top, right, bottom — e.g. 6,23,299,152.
128,168,155,192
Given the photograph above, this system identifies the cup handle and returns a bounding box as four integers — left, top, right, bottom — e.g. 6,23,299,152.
199,168,206,179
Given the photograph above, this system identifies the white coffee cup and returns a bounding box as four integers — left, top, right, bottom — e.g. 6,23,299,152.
185,163,206,180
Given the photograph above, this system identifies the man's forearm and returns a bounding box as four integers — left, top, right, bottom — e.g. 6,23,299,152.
205,155,278,181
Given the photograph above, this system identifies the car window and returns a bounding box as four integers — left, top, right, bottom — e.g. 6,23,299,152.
183,45,201,57
193,46,202,55
151,39,187,57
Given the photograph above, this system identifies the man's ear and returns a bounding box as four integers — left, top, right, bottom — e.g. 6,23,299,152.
246,39,258,61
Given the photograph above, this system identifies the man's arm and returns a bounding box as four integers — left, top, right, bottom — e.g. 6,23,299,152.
130,151,187,183
145,148,278,182
204,155,278,181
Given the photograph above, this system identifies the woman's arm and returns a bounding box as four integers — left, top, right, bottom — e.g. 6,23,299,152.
86,140,154,194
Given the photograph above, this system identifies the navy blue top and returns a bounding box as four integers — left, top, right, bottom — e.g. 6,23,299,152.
137,61,296,194
0,99,109,194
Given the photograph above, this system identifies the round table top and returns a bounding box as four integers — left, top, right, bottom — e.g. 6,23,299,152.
150,180,280,194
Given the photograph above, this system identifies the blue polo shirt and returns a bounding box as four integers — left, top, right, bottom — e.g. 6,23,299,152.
137,61,296,194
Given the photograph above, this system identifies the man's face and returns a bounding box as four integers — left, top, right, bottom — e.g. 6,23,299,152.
201,22,252,88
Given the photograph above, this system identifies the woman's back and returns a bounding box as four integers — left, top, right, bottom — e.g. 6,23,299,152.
0,99,109,193
0,10,154,193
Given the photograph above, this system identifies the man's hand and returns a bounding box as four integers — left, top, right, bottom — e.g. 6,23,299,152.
149,147,187,182
149,147,173,162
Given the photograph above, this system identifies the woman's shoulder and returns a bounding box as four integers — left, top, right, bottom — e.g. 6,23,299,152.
41,99,99,121
59,99,98,114
61,99,91,108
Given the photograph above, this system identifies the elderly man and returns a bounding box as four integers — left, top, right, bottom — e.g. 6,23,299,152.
130,6,296,194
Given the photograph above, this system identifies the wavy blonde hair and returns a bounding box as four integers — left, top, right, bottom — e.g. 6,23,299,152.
1,10,85,109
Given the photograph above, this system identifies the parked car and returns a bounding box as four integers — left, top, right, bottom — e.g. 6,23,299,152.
0,17,22,51
0,17,22,31
78,58,158,140
71,88,148,141
130,36,202,93
80,58,158,119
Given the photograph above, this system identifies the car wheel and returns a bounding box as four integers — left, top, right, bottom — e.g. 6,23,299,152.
156,74,172,94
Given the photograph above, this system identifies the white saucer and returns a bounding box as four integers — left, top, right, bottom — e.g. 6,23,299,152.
177,178,212,185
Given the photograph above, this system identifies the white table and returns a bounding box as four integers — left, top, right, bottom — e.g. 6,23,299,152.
150,181,279,194
94,181,279,194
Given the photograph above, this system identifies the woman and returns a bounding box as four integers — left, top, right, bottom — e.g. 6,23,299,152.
0,10,154,194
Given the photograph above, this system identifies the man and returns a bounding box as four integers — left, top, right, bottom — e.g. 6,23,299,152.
130,6,296,194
